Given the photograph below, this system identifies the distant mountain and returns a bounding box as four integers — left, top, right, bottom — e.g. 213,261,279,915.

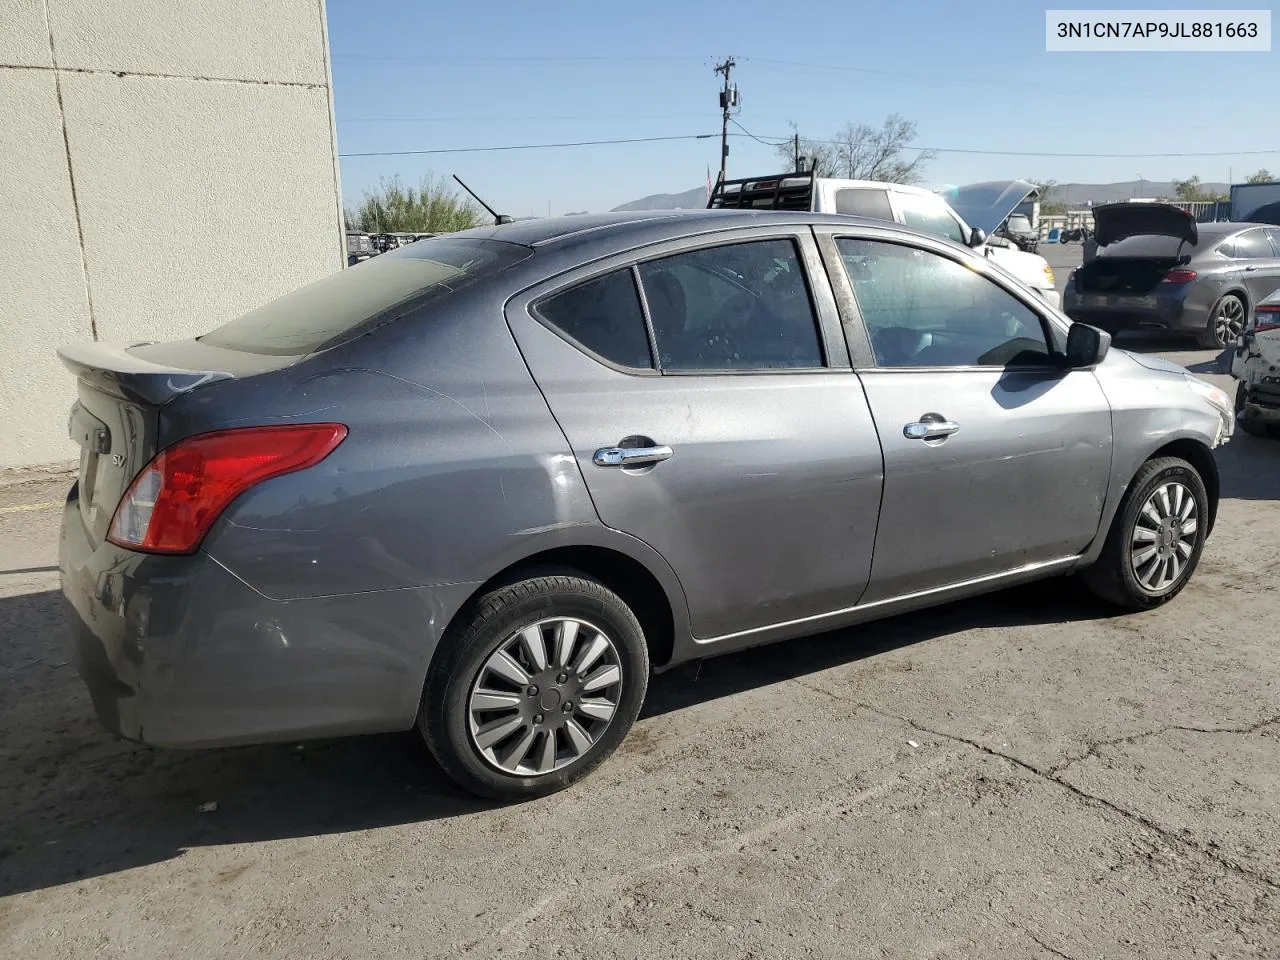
612,180,1234,212
612,186,708,212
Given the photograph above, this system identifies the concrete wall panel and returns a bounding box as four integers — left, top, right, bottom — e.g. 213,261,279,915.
0,0,53,67
0,70,92,469
59,72,342,345
47,0,327,83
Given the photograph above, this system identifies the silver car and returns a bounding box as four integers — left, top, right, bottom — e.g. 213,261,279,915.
58,211,1233,800
1063,203,1280,348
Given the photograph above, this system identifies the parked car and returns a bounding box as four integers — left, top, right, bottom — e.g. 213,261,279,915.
1226,286,1280,437
344,230,374,267
1063,203,1280,348
998,213,1039,253
58,211,1232,800
710,171,1062,308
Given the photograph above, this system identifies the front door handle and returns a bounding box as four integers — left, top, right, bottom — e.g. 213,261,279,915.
903,417,960,441
593,444,674,467
1243,264,1259,272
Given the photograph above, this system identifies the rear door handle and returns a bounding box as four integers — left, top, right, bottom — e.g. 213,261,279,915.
593,444,674,467
1244,265,1259,272
903,418,960,441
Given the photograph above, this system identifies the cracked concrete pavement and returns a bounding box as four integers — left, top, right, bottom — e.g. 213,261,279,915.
1,324,1278,959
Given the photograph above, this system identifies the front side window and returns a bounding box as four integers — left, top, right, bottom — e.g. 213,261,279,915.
895,194,967,245
535,269,653,369
837,237,1051,368
637,239,824,370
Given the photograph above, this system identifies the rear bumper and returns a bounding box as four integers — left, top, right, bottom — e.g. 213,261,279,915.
1062,296,1194,334
1240,376,1280,423
59,485,473,748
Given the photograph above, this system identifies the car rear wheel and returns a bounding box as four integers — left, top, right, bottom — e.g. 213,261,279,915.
1199,293,1246,349
419,571,649,800
1082,457,1208,610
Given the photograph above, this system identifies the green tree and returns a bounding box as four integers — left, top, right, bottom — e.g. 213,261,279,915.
345,175,483,234
1246,169,1275,184
1031,179,1066,215
777,114,936,184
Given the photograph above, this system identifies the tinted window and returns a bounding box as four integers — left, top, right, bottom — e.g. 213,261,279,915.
638,240,824,370
837,238,1050,368
537,269,653,369
201,239,532,356
1268,229,1280,255
1232,229,1274,259
895,194,967,245
835,188,893,221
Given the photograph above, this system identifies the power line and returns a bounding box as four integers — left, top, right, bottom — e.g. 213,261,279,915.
730,118,786,148
340,130,1280,161
339,133,716,158
343,113,712,123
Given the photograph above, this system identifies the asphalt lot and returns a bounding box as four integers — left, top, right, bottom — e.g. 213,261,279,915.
2,244,1277,959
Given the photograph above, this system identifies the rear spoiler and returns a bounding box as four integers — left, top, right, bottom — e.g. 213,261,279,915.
708,169,817,211
56,342,232,406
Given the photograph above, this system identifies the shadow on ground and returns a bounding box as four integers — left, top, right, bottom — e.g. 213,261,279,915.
0,576,1116,898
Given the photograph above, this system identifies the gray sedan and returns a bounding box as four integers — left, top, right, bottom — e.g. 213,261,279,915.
58,210,1233,799
1063,202,1280,347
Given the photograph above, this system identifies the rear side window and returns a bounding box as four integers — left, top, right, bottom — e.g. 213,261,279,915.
1231,229,1274,259
1268,229,1280,255
638,239,825,370
835,188,893,221
536,269,654,369
200,239,532,356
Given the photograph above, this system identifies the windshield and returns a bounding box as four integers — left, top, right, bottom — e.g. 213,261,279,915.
200,238,531,355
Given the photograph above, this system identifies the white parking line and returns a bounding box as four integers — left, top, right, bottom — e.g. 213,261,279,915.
0,500,63,516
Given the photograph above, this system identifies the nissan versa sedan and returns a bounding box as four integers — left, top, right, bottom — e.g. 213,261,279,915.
59,211,1233,800
1063,202,1280,348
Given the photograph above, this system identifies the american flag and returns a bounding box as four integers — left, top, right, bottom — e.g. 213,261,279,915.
706,166,713,200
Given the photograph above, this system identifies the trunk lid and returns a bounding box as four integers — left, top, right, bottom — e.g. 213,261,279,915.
57,340,291,545
1092,202,1198,247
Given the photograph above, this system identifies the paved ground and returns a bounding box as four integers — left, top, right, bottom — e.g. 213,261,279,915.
2,253,1278,958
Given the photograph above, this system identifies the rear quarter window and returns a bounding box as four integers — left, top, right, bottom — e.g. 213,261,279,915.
200,238,532,356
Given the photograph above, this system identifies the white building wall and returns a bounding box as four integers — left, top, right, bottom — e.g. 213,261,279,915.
0,0,343,471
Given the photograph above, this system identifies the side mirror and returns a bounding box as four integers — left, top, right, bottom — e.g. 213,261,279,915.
1065,322,1111,368
967,227,986,248
495,214,515,225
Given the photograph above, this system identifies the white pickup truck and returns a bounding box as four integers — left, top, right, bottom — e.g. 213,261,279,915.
710,171,1060,308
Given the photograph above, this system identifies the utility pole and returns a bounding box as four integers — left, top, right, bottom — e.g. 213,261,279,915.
713,56,738,186
793,132,800,170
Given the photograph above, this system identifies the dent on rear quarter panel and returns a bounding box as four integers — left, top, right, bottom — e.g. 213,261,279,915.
195,282,603,601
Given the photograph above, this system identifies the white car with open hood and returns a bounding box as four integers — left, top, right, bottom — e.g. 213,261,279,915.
709,172,1060,308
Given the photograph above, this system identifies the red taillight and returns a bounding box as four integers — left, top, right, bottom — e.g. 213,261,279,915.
107,423,347,554
1161,268,1198,284
1257,307,1280,332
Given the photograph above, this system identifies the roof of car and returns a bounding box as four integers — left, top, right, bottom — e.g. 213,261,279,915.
452,209,880,248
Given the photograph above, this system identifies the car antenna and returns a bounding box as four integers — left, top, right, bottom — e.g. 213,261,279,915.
453,174,514,225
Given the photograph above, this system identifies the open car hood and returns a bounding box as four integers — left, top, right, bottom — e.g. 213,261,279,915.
1092,202,1198,247
936,180,1039,234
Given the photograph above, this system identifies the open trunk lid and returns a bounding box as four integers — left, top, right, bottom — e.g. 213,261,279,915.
57,340,289,545
1092,202,1198,247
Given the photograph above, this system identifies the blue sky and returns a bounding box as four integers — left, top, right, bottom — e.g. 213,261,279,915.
327,0,1276,216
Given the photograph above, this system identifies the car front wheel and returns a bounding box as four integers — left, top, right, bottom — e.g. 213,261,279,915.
419,571,649,800
1082,457,1208,610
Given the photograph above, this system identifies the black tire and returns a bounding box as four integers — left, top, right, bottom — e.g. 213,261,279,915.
1239,417,1280,440
1198,293,1246,349
1082,457,1209,611
418,571,649,801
